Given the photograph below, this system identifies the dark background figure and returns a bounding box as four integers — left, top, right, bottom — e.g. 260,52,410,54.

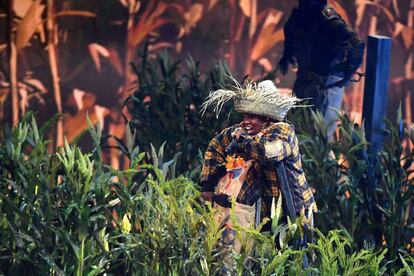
278,0,365,138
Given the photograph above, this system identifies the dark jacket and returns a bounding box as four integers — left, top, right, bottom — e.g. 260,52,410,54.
282,6,364,78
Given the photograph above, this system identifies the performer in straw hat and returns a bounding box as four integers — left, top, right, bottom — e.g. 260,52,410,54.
200,79,317,254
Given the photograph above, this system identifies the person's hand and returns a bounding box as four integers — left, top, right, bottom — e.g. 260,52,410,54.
216,164,227,179
201,192,214,202
212,193,232,208
232,127,246,140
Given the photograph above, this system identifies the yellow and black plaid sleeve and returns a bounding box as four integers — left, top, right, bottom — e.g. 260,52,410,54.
200,126,234,192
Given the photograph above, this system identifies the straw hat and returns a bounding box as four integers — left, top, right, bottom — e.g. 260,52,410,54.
201,78,303,121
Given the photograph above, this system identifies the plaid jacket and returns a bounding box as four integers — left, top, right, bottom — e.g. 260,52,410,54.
200,122,317,218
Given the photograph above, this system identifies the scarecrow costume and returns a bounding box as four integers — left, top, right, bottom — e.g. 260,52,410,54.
200,79,317,253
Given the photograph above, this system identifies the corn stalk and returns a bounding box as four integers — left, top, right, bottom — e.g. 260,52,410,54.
122,1,169,100
227,0,238,70
404,0,414,132
243,0,257,75
8,0,18,127
47,0,63,147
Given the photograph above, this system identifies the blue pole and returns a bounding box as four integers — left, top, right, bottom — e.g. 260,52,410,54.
362,35,392,160
361,35,392,245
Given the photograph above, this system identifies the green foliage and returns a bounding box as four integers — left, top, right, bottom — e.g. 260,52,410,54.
291,107,414,270
0,114,113,275
2,114,410,275
290,109,367,239
395,253,414,276
126,50,241,175
376,113,414,265
308,229,387,276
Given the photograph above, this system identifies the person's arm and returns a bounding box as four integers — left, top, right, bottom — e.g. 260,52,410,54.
200,137,226,192
329,16,365,86
278,12,297,75
200,128,233,203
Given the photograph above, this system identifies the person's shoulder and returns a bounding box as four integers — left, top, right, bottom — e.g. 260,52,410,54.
268,122,295,136
321,6,340,20
321,6,352,32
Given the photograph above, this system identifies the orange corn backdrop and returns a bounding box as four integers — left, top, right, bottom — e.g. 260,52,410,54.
0,0,412,168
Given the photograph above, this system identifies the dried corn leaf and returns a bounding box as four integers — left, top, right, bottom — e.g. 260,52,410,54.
355,0,395,23
184,4,203,28
95,105,108,130
119,0,128,8
23,78,47,93
131,17,170,46
14,0,32,18
51,11,96,20
108,48,123,76
209,0,219,10
88,43,110,72
130,3,169,47
393,22,405,37
148,42,174,52
67,88,96,111
143,1,168,23
250,10,284,61
258,58,272,71
129,1,141,14
251,28,283,61
262,9,282,29
73,89,86,110
63,106,109,143
18,86,28,114
355,0,365,29
0,88,8,103
169,3,185,15
16,0,45,50
179,4,204,37
249,0,257,38
239,0,253,17
392,0,400,18
394,22,414,52
36,23,46,43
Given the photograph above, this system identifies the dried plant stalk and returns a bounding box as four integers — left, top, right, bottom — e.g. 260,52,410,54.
404,0,414,152
8,0,18,127
47,0,63,147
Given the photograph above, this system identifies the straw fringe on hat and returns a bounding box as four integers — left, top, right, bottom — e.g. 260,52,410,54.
201,77,303,121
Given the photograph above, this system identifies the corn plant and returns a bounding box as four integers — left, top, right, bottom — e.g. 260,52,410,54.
395,254,414,276
374,112,414,268
0,114,112,275
126,50,241,175
291,108,414,273
1,113,413,274
290,109,344,234
307,229,387,276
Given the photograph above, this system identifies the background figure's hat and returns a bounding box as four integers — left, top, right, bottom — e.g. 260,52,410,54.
298,0,327,9
201,78,303,121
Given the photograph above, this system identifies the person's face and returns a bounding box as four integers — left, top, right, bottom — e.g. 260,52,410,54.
242,114,268,135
